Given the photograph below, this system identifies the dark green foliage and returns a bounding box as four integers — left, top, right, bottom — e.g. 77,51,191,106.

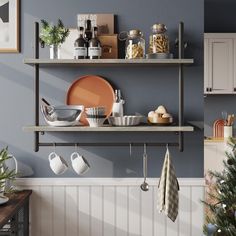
0,147,16,195
203,137,236,235
39,19,70,46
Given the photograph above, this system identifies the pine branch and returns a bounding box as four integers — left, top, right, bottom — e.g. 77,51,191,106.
41,19,49,29
57,19,64,28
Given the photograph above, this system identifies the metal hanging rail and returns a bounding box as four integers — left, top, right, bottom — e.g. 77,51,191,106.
31,21,188,152
39,142,179,147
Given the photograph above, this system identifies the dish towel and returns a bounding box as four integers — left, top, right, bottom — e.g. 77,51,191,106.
158,147,180,222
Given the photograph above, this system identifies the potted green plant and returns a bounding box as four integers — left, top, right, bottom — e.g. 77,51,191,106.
39,19,70,59
0,148,16,200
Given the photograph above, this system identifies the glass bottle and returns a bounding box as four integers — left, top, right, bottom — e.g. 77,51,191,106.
149,23,169,54
84,19,92,58
88,27,101,59
74,27,86,59
125,30,145,59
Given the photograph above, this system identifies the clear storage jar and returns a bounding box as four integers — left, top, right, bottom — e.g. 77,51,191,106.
149,24,169,54
125,30,145,59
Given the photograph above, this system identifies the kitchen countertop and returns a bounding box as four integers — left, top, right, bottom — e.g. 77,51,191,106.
204,137,225,142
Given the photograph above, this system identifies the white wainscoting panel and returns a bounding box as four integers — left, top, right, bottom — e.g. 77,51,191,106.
16,178,204,236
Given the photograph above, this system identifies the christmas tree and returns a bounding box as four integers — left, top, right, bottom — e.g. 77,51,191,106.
203,137,236,236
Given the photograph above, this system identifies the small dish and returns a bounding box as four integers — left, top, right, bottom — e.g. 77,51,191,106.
108,116,143,126
86,117,106,127
0,196,9,205
148,116,173,126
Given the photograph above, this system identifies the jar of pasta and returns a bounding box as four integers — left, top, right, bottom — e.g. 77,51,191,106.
149,24,169,54
125,30,145,59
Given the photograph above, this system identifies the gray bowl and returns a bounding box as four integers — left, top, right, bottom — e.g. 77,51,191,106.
41,105,84,126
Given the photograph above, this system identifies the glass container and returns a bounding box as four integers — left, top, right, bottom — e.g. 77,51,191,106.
125,29,145,59
149,24,169,54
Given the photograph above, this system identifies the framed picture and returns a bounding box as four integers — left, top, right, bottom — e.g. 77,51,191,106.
0,0,20,52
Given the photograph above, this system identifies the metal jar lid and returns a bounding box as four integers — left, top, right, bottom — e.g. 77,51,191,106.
128,29,142,37
152,24,167,33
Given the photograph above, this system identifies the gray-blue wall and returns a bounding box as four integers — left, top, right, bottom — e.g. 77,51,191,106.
0,0,204,177
204,0,236,137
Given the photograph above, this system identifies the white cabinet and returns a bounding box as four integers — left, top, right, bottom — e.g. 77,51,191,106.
204,141,226,174
204,33,235,94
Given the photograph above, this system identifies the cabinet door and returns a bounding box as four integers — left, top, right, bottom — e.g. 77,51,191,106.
208,38,233,94
233,39,236,93
204,142,226,175
204,38,210,94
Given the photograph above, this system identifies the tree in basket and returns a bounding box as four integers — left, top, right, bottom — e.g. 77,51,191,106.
39,19,69,59
0,147,16,196
203,137,236,236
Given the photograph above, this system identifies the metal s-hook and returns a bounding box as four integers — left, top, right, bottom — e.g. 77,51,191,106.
75,143,80,153
144,143,147,155
129,143,132,157
53,143,56,153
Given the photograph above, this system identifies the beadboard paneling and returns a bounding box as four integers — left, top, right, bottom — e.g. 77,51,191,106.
16,178,204,236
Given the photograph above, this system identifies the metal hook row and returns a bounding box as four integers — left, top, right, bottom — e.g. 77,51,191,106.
45,142,176,156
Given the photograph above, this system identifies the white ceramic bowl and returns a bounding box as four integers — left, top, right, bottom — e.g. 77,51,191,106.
108,116,143,126
86,117,106,127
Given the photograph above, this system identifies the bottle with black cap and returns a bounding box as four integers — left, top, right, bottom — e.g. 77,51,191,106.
84,19,92,58
88,26,101,59
74,27,86,59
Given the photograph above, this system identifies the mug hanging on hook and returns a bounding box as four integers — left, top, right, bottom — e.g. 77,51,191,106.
48,143,68,175
71,144,90,175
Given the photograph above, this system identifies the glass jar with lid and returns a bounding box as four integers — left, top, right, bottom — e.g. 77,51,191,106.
125,29,145,59
149,24,169,54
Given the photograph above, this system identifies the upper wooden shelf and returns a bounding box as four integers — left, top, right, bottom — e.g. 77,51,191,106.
23,58,194,67
23,125,194,132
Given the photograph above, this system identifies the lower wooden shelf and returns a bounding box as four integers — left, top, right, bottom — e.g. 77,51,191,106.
23,125,194,132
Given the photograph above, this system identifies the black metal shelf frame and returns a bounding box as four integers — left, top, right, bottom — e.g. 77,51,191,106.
30,21,189,152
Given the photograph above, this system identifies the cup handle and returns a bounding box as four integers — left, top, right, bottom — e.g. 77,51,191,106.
71,152,79,161
49,152,57,161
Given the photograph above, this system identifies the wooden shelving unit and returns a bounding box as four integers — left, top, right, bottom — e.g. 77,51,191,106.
23,21,194,152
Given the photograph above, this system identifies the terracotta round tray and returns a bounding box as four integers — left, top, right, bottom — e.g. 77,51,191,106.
67,75,115,125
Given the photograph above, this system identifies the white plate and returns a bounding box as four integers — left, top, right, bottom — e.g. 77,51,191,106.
0,196,9,205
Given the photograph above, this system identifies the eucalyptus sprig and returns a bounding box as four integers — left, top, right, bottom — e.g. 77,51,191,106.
0,147,16,195
39,19,70,46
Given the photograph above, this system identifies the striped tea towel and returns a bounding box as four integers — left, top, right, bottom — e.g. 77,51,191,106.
158,147,180,222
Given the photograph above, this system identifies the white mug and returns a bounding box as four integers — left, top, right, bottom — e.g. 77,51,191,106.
49,152,68,175
71,152,90,175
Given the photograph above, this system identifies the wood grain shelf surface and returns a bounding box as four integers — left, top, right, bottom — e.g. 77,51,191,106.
23,125,194,132
23,58,194,66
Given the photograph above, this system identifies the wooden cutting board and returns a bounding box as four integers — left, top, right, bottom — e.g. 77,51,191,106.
213,119,225,138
